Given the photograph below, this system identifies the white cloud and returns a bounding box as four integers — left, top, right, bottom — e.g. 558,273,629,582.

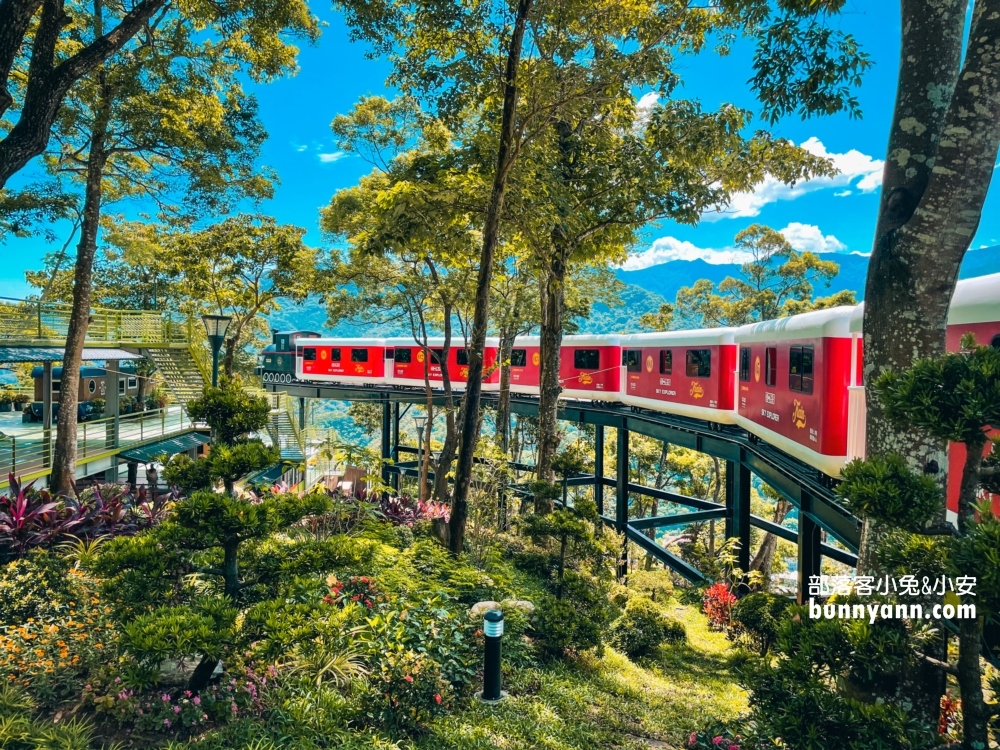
778,222,846,254
622,236,753,270
635,92,659,126
318,151,347,164
706,137,884,221
295,144,308,153
834,189,852,197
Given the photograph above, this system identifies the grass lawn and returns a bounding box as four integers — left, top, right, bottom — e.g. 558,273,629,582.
417,603,747,750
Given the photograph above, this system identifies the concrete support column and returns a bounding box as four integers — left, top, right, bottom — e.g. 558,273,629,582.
42,362,52,468
104,360,120,481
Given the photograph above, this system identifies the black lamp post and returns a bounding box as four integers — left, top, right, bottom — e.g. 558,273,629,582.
202,314,233,387
412,413,427,502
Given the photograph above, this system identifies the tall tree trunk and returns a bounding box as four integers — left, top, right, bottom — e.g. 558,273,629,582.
749,499,791,591
535,257,567,504
449,0,533,554
860,2,1000,731
50,7,111,495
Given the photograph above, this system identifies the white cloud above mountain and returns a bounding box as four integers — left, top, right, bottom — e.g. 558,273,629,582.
706,137,884,221
625,222,851,270
779,222,847,254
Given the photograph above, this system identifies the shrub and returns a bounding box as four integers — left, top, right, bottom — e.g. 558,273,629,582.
0,550,82,624
626,568,675,601
534,590,603,656
702,582,737,629
729,592,791,656
366,649,453,734
609,596,686,659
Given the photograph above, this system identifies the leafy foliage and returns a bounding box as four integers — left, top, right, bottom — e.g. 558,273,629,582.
727,592,791,656
837,456,942,533
609,596,686,659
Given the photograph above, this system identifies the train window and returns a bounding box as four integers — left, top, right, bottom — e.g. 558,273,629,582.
330,348,341,362
788,346,814,393
457,349,469,365
574,349,599,369
623,349,642,372
386,348,394,360
765,347,777,386
275,335,288,351
350,348,369,363
511,349,527,367
430,349,444,365
685,349,711,377
302,347,317,361
659,349,673,374
739,347,751,382
992,334,1000,349
395,348,411,363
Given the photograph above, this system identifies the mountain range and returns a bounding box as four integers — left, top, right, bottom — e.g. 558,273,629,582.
269,245,1000,337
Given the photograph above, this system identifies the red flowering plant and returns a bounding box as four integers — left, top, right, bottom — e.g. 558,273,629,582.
686,725,757,750
702,582,738,629
323,574,385,610
367,648,453,733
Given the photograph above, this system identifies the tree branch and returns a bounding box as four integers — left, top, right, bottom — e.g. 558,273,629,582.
915,651,958,676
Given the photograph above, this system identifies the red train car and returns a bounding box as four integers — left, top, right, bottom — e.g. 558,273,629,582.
296,338,386,384
619,329,738,422
508,335,622,401
385,337,501,391
734,307,856,477
849,273,1000,523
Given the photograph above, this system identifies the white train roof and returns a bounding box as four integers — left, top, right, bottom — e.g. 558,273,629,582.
735,306,855,343
849,272,1000,333
620,328,737,347
513,334,621,347
385,336,500,347
301,338,386,347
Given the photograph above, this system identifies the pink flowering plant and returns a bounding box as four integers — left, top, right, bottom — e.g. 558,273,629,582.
687,727,744,750
365,648,453,733
84,665,272,737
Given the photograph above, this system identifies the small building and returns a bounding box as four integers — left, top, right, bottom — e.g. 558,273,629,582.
31,363,140,403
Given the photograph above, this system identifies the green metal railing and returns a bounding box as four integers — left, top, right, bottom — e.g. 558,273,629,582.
0,297,193,347
0,407,196,486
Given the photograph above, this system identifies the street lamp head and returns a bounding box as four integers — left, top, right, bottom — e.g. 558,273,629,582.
202,314,233,340
483,609,504,637
412,414,427,432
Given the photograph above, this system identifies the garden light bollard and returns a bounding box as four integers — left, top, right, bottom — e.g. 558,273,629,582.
480,609,504,703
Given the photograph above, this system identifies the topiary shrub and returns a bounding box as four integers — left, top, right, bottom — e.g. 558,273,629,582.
609,596,686,659
728,591,791,656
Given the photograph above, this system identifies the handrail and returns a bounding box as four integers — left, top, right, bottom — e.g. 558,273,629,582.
0,297,192,347
0,406,198,487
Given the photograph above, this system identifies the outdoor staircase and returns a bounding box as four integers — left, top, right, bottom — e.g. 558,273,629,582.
144,347,207,408
265,392,304,462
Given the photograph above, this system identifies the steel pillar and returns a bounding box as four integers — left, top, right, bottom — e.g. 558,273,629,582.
42,362,52,468
797,504,822,605
616,426,629,579
725,458,752,572
594,424,605,515
381,399,392,487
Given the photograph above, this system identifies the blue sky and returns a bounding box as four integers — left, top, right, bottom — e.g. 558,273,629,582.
2,1,999,298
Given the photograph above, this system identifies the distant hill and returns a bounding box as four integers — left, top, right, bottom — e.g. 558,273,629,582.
267,246,1000,336
616,245,1000,305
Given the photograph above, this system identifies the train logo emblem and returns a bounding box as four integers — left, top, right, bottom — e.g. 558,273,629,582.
646,355,654,373
416,350,425,363
277,356,283,367
754,356,761,382
354,364,365,374
792,399,807,429
532,352,540,366
579,372,593,385
320,349,328,360
460,366,469,378
690,381,704,399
